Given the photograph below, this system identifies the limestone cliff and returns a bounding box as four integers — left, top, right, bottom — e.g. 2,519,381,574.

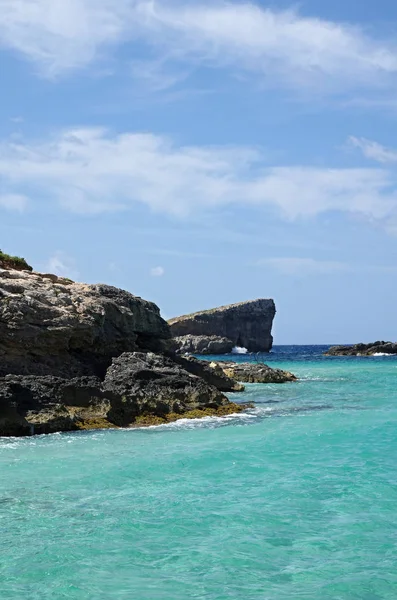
0,268,170,378
169,299,276,353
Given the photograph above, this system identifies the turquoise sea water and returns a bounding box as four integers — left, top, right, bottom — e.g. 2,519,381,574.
1,346,397,599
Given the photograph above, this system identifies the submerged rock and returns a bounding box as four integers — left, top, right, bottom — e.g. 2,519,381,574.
169,299,276,353
173,334,234,355
325,341,397,356
209,361,297,384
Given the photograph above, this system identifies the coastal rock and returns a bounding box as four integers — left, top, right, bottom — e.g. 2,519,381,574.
326,341,397,356
0,268,170,378
0,353,240,435
174,334,234,355
103,352,230,425
209,361,297,384
0,375,114,436
169,299,276,353
174,356,245,392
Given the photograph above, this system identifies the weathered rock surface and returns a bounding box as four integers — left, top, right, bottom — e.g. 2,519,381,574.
0,264,289,436
209,361,297,384
169,299,276,353
103,352,230,425
0,353,236,435
0,268,170,378
0,375,113,436
174,334,234,355
174,356,245,392
326,341,397,356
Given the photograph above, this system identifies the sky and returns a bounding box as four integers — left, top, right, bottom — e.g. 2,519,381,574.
1,0,397,344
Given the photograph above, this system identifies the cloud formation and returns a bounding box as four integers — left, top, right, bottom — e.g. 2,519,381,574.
1,0,397,95
1,128,397,226
349,136,397,164
150,266,165,277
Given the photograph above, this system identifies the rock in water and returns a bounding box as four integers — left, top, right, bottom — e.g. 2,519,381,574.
103,352,231,426
326,341,397,356
0,354,238,435
173,335,234,355
0,268,170,377
173,356,245,392
209,361,297,384
169,299,276,353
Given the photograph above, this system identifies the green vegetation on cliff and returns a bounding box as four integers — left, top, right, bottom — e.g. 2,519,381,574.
0,250,32,272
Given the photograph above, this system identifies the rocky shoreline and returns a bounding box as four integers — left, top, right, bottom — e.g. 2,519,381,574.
0,258,296,437
325,341,397,356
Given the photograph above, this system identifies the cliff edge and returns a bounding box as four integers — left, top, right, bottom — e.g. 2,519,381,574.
168,299,276,353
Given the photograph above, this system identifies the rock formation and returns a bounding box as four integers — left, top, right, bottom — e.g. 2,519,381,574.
169,299,276,353
173,335,234,355
0,268,170,378
0,353,242,436
326,341,397,356
0,260,295,436
208,361,297,384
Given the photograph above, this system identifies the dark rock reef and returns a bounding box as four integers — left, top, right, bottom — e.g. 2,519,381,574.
325,341,397,356
169,299,276,353
173,334,234,355
0,353,243,436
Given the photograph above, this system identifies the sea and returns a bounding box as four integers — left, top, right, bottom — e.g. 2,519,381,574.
1,345,397,599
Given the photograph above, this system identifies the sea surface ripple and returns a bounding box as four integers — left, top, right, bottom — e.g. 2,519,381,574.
1,346,397,599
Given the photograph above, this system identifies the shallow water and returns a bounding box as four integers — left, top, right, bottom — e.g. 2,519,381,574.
1,346,397,599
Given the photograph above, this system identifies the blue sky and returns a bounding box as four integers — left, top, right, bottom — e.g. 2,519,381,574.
1,0,397,344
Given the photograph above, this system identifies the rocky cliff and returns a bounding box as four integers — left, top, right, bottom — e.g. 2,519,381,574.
0,268,170,378
0,265,247,435
169,299,276,353
0,261,294,436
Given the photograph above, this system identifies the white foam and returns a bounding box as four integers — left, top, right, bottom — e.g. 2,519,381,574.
372,352,394,357
232,346,248,355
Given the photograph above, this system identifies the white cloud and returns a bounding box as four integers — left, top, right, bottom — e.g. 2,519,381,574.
0,0,397,93
258,257,348,276
150,266,165,277
1,128,397,227
0,0,133,76
349,136,397,164
45,252,79,279
0,193,28,212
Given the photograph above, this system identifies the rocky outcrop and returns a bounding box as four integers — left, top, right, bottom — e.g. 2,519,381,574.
209,361,297,384
0,264,292,436
104,352,230,424
0,268,170,378
174,335,234,355
0,353,242,435
326,341,397,356
169,299,276,353
174,356,245,392
0,375,113,436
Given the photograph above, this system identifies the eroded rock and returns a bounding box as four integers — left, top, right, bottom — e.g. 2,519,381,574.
173,334,234,355
326,341,397,356
169,299,275,352
209,361,297,384
0,268,170,378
